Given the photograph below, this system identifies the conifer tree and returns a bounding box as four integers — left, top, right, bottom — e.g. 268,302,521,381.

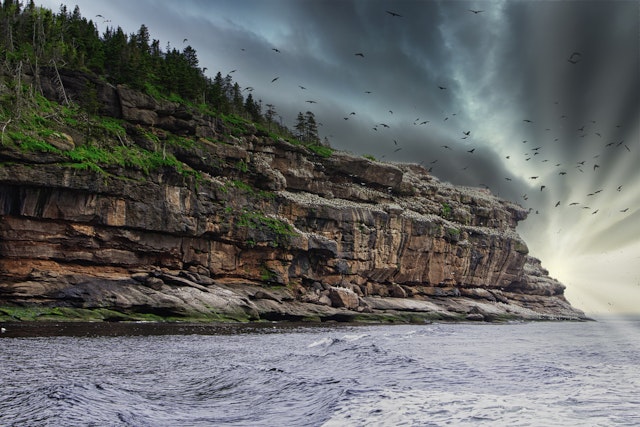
244,93,261,122
294,112,306,141
304,110,319,143
265,103,276,132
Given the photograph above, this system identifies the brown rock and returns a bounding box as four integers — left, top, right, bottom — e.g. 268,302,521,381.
0,76,587,322
328,286,359,309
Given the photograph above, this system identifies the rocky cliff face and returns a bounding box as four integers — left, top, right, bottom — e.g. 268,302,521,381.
0,70,586,322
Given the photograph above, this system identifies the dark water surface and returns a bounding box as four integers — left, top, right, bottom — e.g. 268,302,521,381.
1,319,639,426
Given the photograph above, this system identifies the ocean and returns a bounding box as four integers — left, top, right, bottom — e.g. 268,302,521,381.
1,318,639,426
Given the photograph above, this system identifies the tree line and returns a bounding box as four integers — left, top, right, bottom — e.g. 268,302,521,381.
0,0,322,144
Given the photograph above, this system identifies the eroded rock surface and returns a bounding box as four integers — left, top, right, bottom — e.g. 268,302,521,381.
0,73,587,322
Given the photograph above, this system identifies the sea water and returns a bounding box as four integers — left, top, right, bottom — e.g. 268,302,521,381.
1,318,638,426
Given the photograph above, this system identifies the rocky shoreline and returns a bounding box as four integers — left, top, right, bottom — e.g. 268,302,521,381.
0,69,588,323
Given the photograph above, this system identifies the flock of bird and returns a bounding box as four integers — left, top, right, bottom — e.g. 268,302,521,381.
121,3,628,225
132,5,632,224
250,7,633,219
511,115,631,216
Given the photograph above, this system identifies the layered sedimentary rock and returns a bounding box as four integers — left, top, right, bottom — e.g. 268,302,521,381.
0,71,586,322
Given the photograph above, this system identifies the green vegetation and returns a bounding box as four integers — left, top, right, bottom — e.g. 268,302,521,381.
0,305,254,323
225,179,275,200
8,131,59,152
66,143,193,176
237,208,298,247
260,266,278,282
363,154,377,161
306,142,333,158
0,1,318,144
441,202,452,219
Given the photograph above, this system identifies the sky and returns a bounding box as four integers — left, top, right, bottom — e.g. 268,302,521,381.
37,0,640,315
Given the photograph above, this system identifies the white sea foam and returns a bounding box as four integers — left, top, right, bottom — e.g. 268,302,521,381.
307,336,336,348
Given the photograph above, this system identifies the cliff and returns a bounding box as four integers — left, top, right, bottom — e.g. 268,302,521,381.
0,69,587,322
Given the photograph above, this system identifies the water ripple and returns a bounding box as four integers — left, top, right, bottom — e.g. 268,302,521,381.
1,321,639,426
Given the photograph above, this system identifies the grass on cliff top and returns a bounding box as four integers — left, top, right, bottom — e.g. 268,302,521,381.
5,127,200,179
2,81,332,199
1,89,200,178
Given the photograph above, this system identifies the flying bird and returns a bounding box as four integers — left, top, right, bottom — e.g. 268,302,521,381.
386,10,402,17
555,201,561,207
299,85,307,90
593,164,600,170
567,51,582,64
620,208,629,212
355,52,365,57
305,100,317,104
523,119,533,123
467,148,475,154
540,185,546,191
463,130,471,136
617,185,623,191
468,9,484,14
529,176,539,179
441,145,452,150
271,77,279,83
438,86,447,90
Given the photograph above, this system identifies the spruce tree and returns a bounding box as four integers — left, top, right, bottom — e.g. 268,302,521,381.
294,112,306,141
305,110,318,143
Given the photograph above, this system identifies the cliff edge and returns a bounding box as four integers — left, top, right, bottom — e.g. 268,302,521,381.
0,70,587,322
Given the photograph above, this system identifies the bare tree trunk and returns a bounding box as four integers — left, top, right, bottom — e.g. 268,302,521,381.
50,59,69,105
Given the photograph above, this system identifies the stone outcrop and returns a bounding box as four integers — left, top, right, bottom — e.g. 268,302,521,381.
0,70,587,322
